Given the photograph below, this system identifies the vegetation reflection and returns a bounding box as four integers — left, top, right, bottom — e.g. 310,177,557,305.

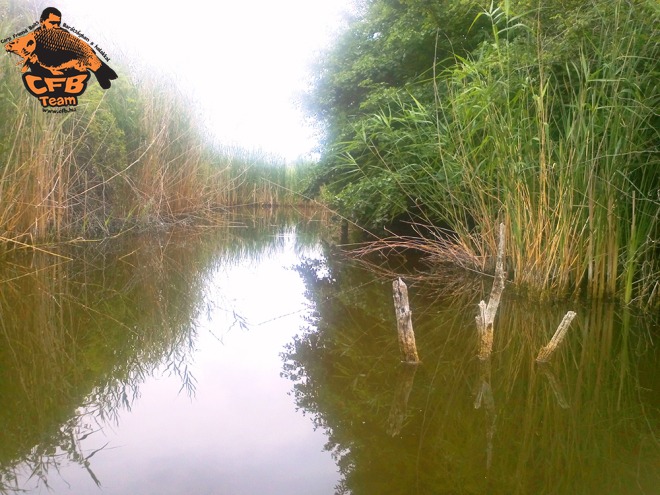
283,253,659,494
0,210,326,493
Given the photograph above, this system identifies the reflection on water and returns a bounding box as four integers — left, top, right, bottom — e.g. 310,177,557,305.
283,255,660,495
1,210,658,495
0,210,337,494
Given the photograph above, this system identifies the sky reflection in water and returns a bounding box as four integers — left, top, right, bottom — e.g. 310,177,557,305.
14,229,337,495
2,216,657,495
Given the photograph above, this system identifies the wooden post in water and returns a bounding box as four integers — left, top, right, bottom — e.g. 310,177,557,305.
475,223,506,360
392,278,420,364
536,311,577,363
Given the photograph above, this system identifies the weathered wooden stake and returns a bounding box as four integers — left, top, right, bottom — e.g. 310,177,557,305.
476,223,506,360
536,311,577,363
392,278,420,364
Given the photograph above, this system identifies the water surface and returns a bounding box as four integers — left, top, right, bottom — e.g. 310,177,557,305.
0,211,657,494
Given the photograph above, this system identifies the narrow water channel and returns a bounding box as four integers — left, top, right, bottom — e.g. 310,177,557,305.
0,211,658,494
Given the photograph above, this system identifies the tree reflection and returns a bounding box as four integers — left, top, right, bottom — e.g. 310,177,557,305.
283,250,660,494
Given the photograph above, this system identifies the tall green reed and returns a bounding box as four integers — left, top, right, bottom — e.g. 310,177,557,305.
331,0,658,307
219,147,314,207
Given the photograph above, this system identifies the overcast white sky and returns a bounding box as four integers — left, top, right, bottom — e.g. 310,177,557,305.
13,0,355,161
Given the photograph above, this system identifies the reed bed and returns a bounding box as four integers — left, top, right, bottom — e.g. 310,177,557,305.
0,4,311,247
216,147,314,207
330,1,658,307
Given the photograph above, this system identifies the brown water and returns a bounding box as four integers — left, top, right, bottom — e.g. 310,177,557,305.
0,211,658,494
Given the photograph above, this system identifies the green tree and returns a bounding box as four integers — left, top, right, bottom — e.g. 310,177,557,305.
306,0,490,207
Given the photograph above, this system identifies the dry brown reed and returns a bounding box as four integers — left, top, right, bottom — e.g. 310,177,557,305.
0,66,309,248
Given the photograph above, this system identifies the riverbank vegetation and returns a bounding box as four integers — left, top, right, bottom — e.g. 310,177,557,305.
0,1,310,247
308,0,659,307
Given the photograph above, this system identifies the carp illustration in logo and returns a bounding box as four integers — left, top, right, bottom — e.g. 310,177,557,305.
4,7,117,108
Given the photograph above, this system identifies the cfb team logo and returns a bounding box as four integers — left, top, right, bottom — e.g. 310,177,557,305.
3,7,117,110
